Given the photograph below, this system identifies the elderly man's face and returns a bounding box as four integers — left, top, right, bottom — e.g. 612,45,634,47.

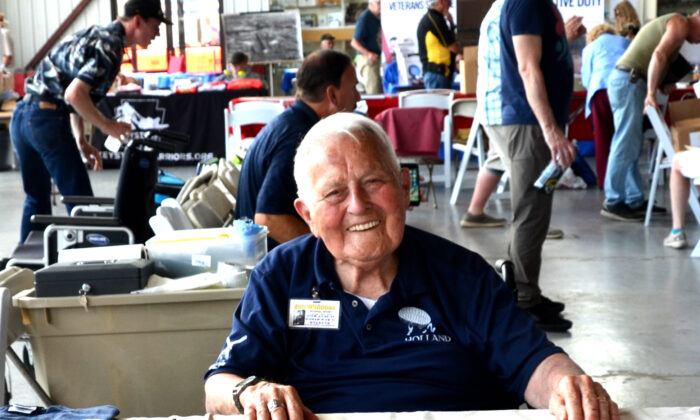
296,133,409,266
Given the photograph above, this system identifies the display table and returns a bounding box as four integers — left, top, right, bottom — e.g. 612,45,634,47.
234,91,595,141
93,89,266,167
125,407,700,419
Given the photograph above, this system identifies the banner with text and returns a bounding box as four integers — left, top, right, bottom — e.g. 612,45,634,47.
381,0,456,83
553,0,605,34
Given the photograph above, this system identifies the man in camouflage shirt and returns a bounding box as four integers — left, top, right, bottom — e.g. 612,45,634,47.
10,0,171,243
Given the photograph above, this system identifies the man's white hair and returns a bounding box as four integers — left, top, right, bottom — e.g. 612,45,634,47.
294,112,401,203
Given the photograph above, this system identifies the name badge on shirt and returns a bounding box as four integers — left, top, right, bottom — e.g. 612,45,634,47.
288,299,341,329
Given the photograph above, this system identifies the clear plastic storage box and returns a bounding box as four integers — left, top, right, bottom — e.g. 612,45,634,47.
145,222,267,277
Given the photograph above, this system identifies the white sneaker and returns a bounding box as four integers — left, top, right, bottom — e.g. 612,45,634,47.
663,231,688,249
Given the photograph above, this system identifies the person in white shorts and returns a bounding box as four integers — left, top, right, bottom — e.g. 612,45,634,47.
664,148,700,249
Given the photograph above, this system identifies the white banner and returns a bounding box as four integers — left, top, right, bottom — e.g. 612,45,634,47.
553,0,605,33
381,0,456,82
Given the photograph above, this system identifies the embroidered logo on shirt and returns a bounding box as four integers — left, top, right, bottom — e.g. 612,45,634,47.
398,306,452,343
208,334,248,371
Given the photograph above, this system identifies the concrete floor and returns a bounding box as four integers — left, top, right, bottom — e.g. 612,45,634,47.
1,162,699,410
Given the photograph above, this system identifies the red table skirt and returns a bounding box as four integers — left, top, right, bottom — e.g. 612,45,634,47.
232,90,644,144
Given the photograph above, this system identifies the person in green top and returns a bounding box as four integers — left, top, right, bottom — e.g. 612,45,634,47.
601,11,700,222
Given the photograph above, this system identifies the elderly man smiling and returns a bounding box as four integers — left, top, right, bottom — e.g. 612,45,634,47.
204,113,619,420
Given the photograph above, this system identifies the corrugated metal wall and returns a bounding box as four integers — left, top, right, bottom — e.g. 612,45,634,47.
3,0,659,73
0,0,113,71
0,0,272,71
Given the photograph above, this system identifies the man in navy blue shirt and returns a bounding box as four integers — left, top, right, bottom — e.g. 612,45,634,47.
10,0,170,243
204,112,618,419
235,50,360,249
351,0,382,94
487,0,584,332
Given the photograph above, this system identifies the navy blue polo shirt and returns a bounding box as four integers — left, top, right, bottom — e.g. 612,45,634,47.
353,9,381,55
234,99,319,249
499,0,572,126
205,226,563,413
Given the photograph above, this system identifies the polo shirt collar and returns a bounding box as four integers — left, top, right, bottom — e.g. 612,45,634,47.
291,99,321,126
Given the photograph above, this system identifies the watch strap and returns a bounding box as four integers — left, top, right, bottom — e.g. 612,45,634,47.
232,375,261,413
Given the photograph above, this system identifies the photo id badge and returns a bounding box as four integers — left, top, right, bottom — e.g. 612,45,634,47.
288,299,341,329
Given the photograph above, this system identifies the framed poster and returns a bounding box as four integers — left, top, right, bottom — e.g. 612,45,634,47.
298,0,317,8
301,14,317,28
222,11,303,63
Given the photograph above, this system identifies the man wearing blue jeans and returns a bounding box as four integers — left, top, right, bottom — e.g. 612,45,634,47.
10,0,170,243
603,11,700,221
417,0,459,89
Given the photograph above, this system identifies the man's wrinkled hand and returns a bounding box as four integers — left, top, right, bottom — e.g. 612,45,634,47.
549,375,619,420
241,380,318,420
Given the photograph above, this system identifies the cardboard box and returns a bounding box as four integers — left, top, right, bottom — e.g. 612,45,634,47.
1,98,15,111
1,72,13,92
669,98,700,151
460,46,478,95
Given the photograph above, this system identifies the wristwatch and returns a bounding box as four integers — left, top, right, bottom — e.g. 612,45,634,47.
232,375,261,413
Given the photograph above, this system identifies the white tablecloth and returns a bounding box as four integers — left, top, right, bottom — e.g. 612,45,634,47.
127,407,700,420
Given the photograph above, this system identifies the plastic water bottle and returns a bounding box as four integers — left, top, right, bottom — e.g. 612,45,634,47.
534,160,563,194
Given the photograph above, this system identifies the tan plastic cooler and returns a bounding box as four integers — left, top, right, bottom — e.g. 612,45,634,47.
13,287,245,417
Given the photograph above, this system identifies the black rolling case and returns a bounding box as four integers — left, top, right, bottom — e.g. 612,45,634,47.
34,259,153,297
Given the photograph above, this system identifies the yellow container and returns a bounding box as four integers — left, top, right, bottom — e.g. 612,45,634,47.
13,287,244,417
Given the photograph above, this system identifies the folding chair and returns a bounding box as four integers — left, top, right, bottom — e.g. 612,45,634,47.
223,100,285,162
398,89,454,189
643,92,670,177
645,105,700,242
448,98,505,205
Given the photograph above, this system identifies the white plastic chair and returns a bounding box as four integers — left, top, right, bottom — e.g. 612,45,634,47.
398,89,454,188
223,100,285,162
149,198,194,234
644,92,670,176
448,98,507,205
644,105,700,258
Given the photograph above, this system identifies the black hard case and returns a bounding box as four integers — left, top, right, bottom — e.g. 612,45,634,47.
34,259,153,297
